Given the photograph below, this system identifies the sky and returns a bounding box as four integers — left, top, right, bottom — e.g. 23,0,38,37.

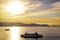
0,0,60,25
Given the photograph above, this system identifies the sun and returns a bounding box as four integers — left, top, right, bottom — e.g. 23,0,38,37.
4,1,26,15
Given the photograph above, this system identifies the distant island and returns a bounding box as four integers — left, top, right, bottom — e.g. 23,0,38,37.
0,22,49,27
0,22,60,27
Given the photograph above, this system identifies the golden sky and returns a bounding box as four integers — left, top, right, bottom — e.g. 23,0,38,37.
0,0,60,25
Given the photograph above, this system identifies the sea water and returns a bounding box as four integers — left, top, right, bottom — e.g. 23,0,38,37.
0,26,60,40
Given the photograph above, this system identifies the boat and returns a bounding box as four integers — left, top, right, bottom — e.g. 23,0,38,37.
21,33,43,38
5,29,10,31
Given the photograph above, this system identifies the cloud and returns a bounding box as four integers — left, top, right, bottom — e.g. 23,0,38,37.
25,12,60,20
40,12,60,18
25,0,60,13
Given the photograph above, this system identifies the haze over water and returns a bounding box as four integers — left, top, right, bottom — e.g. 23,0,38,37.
0,26,60,40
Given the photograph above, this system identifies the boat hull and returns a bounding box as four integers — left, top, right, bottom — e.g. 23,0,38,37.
21,34,43,38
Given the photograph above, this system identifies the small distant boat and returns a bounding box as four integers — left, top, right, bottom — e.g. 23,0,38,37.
21,33,43,38
5,29,10,31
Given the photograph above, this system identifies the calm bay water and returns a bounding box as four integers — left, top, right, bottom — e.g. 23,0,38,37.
0,26,60,40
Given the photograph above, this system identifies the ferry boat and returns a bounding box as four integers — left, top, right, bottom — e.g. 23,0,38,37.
21,33,43,38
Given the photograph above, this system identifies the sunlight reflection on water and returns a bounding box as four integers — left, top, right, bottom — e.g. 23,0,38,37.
10,26,20,40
